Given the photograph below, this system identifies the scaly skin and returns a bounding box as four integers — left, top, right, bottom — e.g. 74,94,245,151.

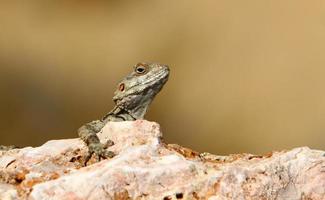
78,62,169,165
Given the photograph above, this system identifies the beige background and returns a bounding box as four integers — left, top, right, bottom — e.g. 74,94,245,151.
0,1,324,155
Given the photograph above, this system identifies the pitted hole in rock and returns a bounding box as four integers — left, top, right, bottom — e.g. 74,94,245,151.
14,172,25,184
176,193,183,199
163,196,172,200
192,192,200,199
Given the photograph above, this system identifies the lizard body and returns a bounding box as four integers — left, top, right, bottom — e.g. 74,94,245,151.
78,62,169,164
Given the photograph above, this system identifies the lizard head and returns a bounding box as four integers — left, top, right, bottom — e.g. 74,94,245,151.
112,62,170,119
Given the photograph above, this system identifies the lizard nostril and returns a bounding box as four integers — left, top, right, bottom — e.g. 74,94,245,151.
118,83,125,92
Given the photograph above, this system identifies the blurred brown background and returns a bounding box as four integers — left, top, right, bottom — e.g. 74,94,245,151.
0,1,324,155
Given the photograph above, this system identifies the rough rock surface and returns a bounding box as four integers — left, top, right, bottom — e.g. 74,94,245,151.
0,120,324,200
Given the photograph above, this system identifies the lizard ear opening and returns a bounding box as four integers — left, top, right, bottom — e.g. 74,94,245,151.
118,83,125,92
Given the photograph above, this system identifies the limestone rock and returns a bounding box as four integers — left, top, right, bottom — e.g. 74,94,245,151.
0,120,324,200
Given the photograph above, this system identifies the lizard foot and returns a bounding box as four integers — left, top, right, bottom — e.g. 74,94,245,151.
84,140,116,166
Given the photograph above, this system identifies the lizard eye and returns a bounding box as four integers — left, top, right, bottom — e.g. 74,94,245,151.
134,63,148,75
118,83,125,92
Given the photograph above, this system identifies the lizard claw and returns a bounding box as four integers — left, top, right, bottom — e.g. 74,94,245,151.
103,139,115,148
84,141,116,166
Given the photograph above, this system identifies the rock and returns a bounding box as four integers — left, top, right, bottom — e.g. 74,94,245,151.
0,120,324,200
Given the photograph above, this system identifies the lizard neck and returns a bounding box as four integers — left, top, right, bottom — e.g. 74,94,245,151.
102,100,152,122
126,97,153,119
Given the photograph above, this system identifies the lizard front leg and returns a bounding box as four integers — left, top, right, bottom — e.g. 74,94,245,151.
78,120,115,165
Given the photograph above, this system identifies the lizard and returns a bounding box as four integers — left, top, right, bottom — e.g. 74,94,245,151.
78,62,170,165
